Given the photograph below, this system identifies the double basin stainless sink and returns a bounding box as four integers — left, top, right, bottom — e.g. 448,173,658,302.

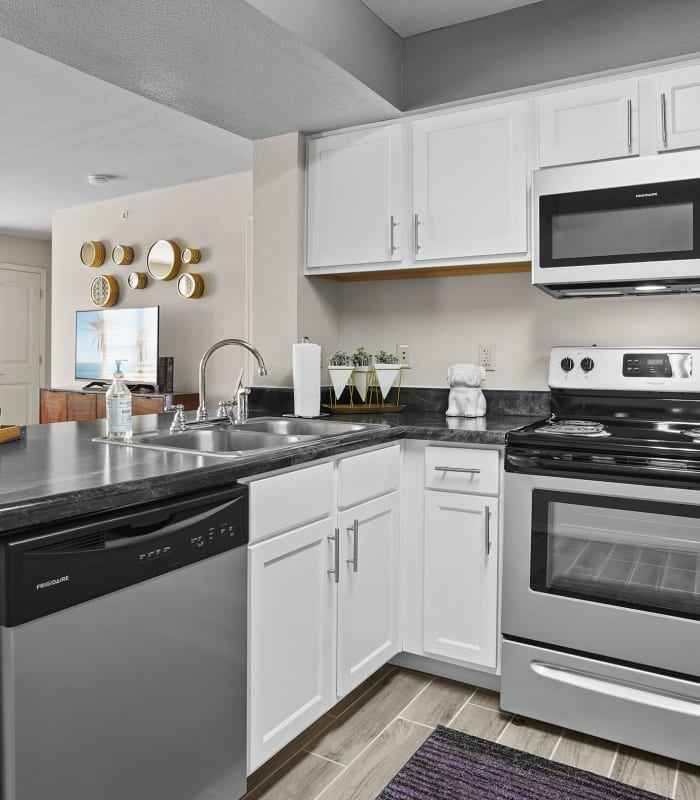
96,416,386,458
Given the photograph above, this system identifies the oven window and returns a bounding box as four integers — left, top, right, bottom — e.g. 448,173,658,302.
531,491,700,620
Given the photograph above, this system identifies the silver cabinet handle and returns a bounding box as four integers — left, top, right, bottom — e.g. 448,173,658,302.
327,528,340,583
484,506,491,555
413,213,420,254
627,99,632,149
434,466,481,474
661,92,668,146
346,519,359,572
389,215,398,255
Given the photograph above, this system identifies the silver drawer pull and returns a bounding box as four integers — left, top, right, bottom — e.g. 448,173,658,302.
627,99,633,149
434,466,481,474
327,528,340,583
346,519,359,572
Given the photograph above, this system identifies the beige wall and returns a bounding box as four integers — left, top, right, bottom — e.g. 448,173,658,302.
334,271,700,390
0,234,51,268
51,173,253,405
252,133,339,386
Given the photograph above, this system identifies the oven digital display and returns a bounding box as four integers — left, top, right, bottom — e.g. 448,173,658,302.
622,353,692,378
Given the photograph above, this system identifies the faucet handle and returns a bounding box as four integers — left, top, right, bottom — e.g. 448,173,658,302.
166,404,187,432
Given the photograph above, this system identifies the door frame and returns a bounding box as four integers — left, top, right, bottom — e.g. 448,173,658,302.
0,262,48,416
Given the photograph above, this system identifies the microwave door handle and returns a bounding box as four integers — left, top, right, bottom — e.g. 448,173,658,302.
661,92,668,146
627,99,632,149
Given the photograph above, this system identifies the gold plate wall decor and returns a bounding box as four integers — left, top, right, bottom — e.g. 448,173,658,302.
112,244,134,265
177,272,204,299
128,271,148,289
80,240,106,267
146,239,181,281
90,274,119,307
181,247,201,265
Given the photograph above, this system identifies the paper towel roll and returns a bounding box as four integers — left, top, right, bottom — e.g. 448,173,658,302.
293,342,321,417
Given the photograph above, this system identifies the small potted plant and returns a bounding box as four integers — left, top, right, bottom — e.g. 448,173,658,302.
373,350,402,400
351,347,373,402
327,350,354,403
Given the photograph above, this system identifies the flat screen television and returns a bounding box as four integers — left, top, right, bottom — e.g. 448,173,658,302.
75,306,160,387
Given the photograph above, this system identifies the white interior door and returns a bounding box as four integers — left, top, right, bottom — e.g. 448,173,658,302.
0,265,44,425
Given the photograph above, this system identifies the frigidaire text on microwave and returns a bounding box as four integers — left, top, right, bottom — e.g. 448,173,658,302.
533,150,700,298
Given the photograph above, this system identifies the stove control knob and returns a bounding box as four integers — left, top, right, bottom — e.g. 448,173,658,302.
581,357,595,372
560,357,575,372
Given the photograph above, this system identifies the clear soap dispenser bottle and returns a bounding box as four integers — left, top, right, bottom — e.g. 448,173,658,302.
106,360,132,440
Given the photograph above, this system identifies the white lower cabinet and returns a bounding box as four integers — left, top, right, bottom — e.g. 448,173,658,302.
337,493,400,696
423,492,498,668
248,517,337,770
247,445,401,772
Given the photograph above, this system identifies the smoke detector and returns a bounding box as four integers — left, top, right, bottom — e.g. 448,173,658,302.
88,174,111,186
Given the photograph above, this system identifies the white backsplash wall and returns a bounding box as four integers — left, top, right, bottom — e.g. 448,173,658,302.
51,172,253,404
335,271,700,390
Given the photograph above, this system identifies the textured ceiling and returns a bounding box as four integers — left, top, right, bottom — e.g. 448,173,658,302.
0,0,400,142
0,0,402,238
0,40,253,239
360,0,543,36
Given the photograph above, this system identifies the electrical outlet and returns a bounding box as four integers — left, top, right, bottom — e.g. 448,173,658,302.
397,344,410,364
479,343,495,370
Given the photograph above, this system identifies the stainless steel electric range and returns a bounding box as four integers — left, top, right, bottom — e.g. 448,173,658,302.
501,346,700,766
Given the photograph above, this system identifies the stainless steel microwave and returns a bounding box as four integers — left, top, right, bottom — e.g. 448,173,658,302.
533,151,700,298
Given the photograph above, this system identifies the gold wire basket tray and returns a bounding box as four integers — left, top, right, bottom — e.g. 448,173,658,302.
323,365,408,414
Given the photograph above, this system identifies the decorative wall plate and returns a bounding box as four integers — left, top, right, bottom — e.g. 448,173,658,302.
80,240,105,267
90,274,119,307
181,247,201,265
128,271,147,289
177,272,204,299
146,239,181,281
112,244,134,265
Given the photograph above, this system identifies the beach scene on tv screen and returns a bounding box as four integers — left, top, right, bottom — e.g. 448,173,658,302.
76,307,158,383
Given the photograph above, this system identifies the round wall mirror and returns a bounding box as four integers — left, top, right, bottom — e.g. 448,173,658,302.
112,244,134,265
146,240,181,281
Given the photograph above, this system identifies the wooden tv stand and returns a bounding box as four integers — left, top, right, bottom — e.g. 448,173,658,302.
39,388,199,424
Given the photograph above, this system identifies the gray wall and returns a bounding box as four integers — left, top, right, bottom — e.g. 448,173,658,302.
405,0,700,110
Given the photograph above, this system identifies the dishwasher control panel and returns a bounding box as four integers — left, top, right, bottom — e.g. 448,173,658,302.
1,485,248,626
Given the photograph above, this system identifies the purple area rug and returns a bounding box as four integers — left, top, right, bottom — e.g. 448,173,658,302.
377,726,668,800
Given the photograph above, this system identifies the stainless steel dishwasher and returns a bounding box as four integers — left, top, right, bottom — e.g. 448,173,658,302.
0,484,248,800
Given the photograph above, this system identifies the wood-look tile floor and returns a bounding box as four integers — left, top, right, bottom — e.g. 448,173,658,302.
243,666,700,800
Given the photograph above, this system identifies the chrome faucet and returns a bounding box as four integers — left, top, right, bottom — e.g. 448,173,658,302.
196,339,267,422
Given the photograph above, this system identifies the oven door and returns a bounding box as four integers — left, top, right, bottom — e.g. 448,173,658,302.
503,471,700,677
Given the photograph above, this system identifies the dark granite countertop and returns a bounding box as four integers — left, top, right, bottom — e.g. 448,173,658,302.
0,390,548,535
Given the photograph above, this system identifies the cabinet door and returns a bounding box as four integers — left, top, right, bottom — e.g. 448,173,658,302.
66,391,97,421
423,492,498,668
307,125,403,269
337,492,400,696
248,517,337,772
131,396,164,416
39,390,67,424
538,80,639,167
412,101,527,261
657,65,700,151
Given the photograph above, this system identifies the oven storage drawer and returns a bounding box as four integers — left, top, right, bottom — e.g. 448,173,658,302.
425,446,499,494
501,639,700,766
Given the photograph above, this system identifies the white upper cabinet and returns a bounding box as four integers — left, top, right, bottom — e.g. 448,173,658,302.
307,125,403,269
412,101,528,261
537,79,639,167
656,65,700,152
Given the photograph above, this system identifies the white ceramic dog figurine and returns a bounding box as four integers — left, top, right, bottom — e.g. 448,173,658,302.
446,363,487,418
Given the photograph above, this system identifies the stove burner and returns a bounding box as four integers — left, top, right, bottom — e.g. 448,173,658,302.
541,419,610,437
